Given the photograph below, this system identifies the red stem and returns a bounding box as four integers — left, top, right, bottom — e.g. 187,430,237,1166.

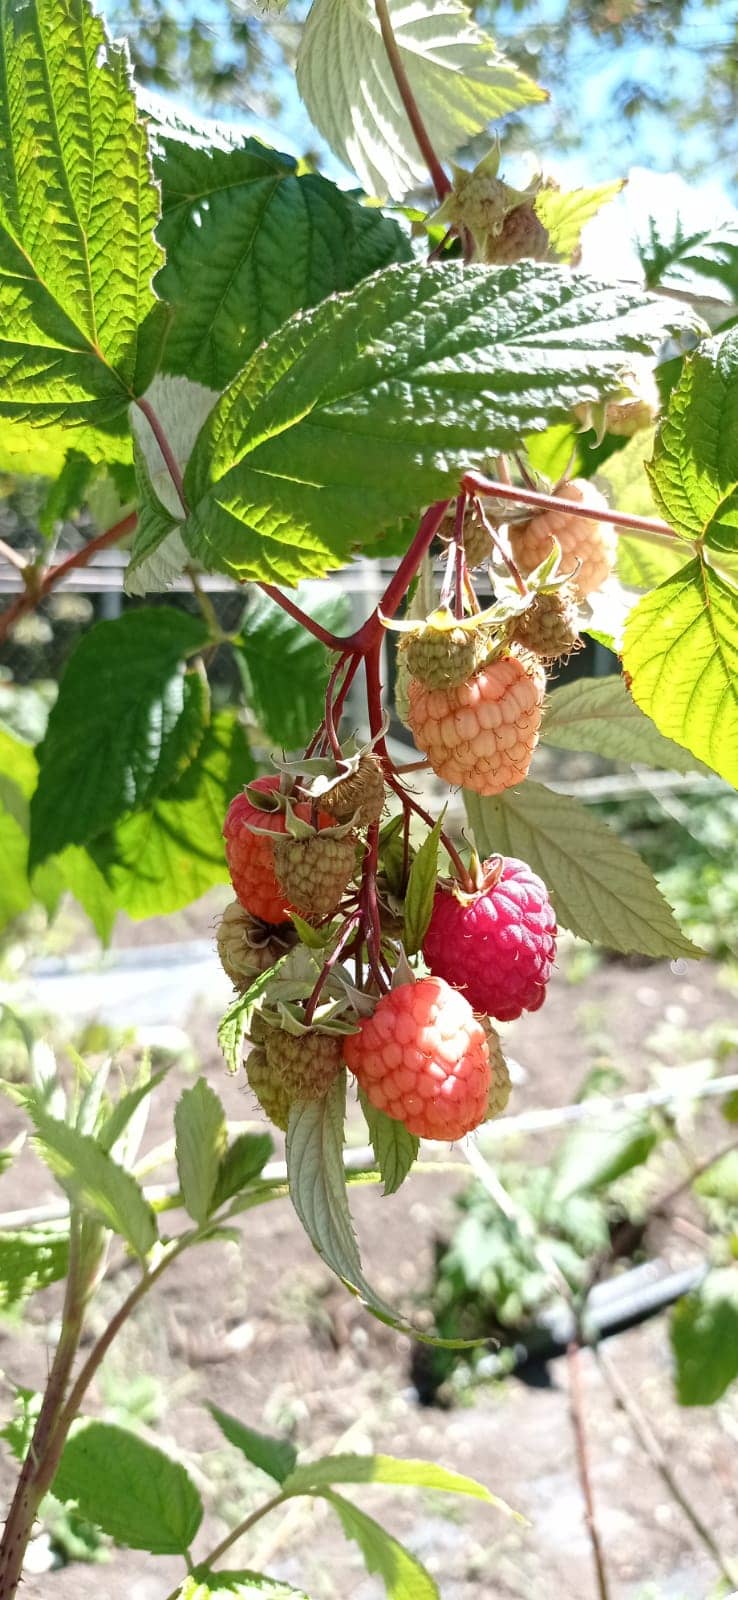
304,912,361,1025
463,472,680,540
135,397,188,514
384,768,473,892
349,499,451,657
472,496,527,597
259,584,346,652
324,652,351,760
0,512,138,645
373,0,451,202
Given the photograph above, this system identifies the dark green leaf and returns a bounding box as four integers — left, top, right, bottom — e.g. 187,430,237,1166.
182,262,695,588
237,588,349,751
175,1078,228,1225
30,611,211,867
360,1091,418,1197
38,453,96,539
208,1405,297,1484
403,812,444,956
92,713,254,920
320,1489,438,1600
53,1421,203,1553
28,1106,157,1259
671,1270,738,1405
212,1132,273,1209
0,0,163,425
155,133,412,388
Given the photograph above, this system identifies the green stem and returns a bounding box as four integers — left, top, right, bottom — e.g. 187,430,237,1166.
162,1491,291,1600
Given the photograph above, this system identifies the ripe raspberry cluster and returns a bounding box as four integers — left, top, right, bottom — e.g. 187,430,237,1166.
214,469,618,1164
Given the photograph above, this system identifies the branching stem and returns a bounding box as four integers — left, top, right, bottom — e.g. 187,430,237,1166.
0,512,137,645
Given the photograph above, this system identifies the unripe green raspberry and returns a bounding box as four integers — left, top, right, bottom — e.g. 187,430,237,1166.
247,1027,344,1131
216,900,295,991
481,1023,512,1120
273,832,358,921
317,752,386,827
512,581,581,662
399,616,494,692
438,508,493,570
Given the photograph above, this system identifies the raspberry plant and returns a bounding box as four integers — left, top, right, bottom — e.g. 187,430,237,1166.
0,0,738,1594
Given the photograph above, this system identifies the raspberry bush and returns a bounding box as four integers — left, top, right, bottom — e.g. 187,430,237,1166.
0,0,737,1594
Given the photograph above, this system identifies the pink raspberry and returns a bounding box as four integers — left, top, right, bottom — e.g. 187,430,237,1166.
423,857,557,1022
343,977,491,1142
407,651,545,795
509,479,616,600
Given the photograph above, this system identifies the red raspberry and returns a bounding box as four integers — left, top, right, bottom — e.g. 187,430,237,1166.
423,856,557,1022
407,651,545,795
223,777,332,924
509,479,616,599
343,977,491,1142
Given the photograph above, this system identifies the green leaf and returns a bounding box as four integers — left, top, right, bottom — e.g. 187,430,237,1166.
321,1489,438,1600
360,1091,418,1197
403,812,445,956
0,416,132,475
53,1421,202,1553
182,1575,309,1600
218,959,290,1073
296,0,544,201
174,1078,229,1225
623,558,738,789
694,1150,738,1203
28,1105,157,1259
284,1453,505,1504
616,532,691,590
536,181,624,264
155,131,412,388
671,1269,738,1405
0,1228,68,1310
237,588,349,751
550,1116,659,1203
286,1076,363,1291
638,213,738,300
464,781,699,958
92,714,254,920
30,610,211,867
38,452,96,538
647,328,738,558
211,1131,273,1209
0,0,163,425
98,1067,169,1157
182,261,694,587
208,1405,297,1484
541,676,708,774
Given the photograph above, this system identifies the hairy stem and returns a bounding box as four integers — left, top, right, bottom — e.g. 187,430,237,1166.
373,0,451,201
463,471,683,541
0,1218,89,1598
135,397,188,514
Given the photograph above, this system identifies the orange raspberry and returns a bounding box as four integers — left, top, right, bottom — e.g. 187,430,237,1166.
407,651,545,795
223,776,332,924
343,977,491,1142
509,479,616,599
